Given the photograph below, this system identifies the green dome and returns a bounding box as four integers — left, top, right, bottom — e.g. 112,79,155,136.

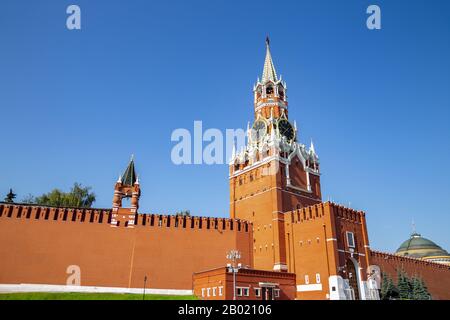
396,232,450,259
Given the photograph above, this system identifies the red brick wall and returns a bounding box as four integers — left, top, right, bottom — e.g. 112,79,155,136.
0,204,253,290
370,250,450,300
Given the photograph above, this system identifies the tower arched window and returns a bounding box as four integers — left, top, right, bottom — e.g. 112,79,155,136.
266,86,273,95
256,87,262,99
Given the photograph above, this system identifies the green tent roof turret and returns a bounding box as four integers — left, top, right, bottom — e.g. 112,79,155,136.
121,155,137,186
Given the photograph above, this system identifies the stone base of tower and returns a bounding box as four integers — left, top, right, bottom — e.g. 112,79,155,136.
110,207,136,227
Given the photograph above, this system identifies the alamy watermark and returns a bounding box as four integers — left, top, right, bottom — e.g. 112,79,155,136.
171,121,247,165
170,121,281,176
64,5,381,31
66,265,81,286
66,5,81,30
367,5,381,30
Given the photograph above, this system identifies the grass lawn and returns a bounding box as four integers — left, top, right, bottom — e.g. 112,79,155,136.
0,292,197,300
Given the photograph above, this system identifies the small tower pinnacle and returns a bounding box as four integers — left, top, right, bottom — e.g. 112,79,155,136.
310,139,316,154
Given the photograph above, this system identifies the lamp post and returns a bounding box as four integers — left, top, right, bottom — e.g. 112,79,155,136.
143,275,147,300
226,250,241,301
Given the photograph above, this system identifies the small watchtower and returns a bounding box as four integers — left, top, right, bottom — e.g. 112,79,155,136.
111,156,141,227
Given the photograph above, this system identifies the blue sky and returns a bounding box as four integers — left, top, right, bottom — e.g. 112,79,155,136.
1,0,449,253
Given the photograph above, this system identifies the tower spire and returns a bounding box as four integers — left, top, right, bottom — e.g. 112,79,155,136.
262,36,278,83
121,155,137,186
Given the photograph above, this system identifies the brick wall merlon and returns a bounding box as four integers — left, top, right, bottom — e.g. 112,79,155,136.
327,202,365,223
284,202,326,223
0,203,112,224
135,212,252,232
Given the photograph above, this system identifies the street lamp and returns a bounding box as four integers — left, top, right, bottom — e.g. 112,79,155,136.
226,250,241,301
143,275,147,300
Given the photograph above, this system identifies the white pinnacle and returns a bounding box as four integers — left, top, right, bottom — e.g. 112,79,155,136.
310,139,316,154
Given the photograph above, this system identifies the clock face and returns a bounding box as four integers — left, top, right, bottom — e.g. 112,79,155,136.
251,120,267,142
278,119,295,140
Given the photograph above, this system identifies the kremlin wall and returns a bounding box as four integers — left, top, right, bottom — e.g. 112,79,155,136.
0,203,252,291
1,201,449,299
371,251,450,300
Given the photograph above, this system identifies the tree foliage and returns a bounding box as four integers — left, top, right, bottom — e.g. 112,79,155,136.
394,270,432,300
22,183,96,208
175,210,191,216
4,189,16,203
412,276,432,300
380,272,398,300
397,270,412,299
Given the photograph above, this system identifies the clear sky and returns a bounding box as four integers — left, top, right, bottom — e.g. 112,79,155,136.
1,0,449,253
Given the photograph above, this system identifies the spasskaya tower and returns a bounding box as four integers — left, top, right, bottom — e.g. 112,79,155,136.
229,38,322,272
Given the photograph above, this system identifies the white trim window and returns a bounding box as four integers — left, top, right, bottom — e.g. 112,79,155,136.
254,288,261,297
207,288,211,297
316,273,321,284
201,288,205,297
346,231,355,248
212,287,217,297
305,275,309,284
218,286,223,296
274,289,280,298
236,287,249,297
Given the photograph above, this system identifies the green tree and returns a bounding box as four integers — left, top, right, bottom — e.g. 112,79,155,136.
411,275,433,300
411,276,422,299
175,210,191,216
380,272,398,300
21,194,35,204
22,183,96,208
4,189,16,203
397,270,412,300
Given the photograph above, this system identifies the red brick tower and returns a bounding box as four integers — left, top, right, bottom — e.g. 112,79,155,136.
111,156,140,227
229,38,322,271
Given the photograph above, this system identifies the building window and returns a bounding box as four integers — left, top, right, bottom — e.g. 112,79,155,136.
236,287,249,297
346,231,355,248
274,289,280,298
219,286,223,296
316,273,321,284
305,275,309,284
255,288,261,297
207,288,211,297
213,287,217,296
